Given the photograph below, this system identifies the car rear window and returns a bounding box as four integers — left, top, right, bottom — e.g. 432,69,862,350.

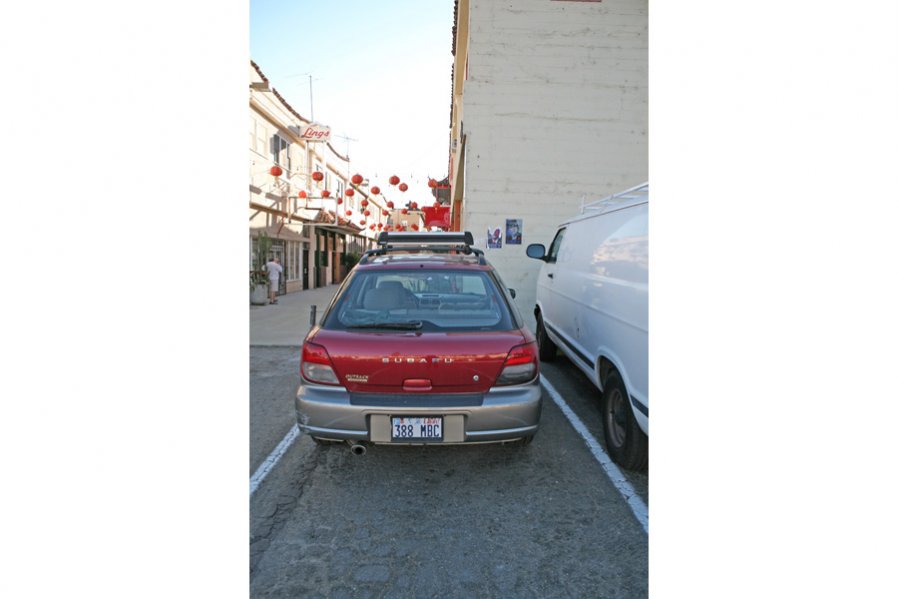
322,269,516,332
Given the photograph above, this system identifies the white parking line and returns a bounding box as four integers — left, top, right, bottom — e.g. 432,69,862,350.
541,376,649,534
250,424,300,496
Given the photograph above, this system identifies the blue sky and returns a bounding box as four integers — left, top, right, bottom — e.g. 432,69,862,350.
250,0,456,199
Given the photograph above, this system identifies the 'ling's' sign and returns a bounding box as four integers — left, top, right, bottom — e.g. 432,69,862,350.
300,124,331,142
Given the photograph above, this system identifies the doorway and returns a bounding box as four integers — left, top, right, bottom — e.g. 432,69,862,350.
302,242,309,290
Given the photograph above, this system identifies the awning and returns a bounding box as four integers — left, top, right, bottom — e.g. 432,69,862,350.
313,210,364,235
249,223,307,242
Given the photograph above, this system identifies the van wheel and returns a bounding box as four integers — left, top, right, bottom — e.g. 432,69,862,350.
601,371,648,471
535,314,557,362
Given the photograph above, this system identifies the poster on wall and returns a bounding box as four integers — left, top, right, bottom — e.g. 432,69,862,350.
487,226,502,249
505,219,522,245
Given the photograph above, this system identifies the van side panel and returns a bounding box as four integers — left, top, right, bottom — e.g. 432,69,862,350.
551,203,648,433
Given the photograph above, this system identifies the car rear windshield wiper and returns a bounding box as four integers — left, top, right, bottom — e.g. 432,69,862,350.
346,321,423,330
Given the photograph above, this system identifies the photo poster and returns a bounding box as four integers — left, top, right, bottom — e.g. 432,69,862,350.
487,226,502,249
505,218,522,245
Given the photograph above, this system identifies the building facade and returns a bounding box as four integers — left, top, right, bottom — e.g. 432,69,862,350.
447,0,648,327
249,61,389,295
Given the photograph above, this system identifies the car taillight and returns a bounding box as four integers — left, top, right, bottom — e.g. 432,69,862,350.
495,341,539,386
301,342,341,385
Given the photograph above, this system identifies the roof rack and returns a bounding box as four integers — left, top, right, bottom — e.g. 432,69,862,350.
377,232,474,246
581,182,649,214
358,231,485,265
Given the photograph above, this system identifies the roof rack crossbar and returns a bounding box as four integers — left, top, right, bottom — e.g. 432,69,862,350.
357,232,485,265
376,232,474,246
580,183,649,213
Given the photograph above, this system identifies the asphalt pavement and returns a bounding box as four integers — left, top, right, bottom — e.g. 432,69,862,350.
249,284,649,597
250,285,342,346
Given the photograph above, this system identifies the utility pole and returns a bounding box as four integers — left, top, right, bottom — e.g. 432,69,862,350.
308,75,314,122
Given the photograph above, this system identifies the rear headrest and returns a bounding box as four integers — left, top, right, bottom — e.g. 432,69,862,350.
377,281,406,292
363,287,404,311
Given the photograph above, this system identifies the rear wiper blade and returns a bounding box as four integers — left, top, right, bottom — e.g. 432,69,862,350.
346,321,423,330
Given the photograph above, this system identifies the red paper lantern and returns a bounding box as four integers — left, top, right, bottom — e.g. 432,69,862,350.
346,209,353,216
428,179,437,188
312,171,324,182
321,189,331,198
351,173,363,185
370,186,381,195
360,199,368,208
401,208,408,215
410,202,418,209
412,224,420,231
389,175,400,186
363,210,370,217
399,183,408,192
387,201,394,209
360,219,366,225
369,224,375,230
298,190,307,199
269,166,283,177
345,188,355,197
337,198,343,205
377,223,383,229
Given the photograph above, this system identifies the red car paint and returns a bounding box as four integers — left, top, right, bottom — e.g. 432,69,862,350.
306,328,536,393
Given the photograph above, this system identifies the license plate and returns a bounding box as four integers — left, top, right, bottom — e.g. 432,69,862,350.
391,416,443,441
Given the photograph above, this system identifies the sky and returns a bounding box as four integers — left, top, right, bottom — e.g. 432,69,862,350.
250,0,456,202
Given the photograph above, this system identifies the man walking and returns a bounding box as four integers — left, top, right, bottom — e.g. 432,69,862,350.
265,256,283,305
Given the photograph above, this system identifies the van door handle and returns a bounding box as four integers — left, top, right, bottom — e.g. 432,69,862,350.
547,273,554,279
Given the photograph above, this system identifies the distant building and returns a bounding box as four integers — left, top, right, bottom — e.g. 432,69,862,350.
249,61,388,294
447,0,648,326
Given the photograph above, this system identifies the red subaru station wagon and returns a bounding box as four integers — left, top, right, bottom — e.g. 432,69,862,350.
296,232,542,453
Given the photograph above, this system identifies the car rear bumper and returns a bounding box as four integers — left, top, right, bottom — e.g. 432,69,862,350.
295,378,542,444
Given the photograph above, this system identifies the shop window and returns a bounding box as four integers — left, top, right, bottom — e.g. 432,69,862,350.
272,134,290,171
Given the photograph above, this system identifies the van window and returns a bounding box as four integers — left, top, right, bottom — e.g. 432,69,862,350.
546,228,566,263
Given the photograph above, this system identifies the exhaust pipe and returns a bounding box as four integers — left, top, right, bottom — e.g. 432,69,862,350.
348,442,367,456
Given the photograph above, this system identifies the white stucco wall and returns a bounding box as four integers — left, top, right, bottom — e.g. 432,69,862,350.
460,0,647,329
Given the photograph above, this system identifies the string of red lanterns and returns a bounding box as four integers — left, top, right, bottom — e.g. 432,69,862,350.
278,167,446,235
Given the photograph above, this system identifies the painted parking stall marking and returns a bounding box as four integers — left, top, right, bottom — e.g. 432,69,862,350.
541,375,649,534
250,424,300,496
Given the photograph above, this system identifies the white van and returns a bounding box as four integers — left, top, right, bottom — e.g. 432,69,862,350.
526,183,648,470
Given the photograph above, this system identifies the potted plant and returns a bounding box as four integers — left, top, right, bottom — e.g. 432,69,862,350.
340,251,362,279
250,269,269,305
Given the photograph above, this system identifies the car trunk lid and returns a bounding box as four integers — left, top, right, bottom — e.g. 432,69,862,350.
311,329,528,393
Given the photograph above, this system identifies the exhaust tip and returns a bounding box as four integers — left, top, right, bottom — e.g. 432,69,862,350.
349,443,367,456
